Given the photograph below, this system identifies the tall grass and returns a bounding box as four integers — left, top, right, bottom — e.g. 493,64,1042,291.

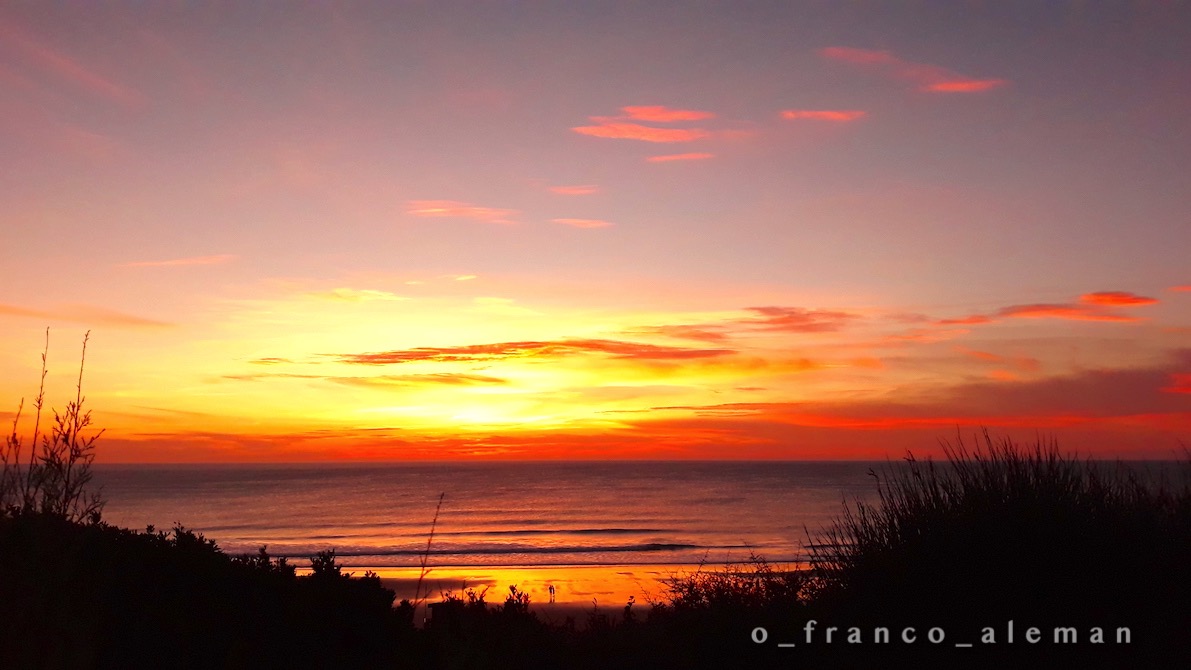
1,329,104,522
805,431,1191,643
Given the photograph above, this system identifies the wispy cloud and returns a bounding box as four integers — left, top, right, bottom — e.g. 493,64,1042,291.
549,184,601,195
937,291,1158,326
0,19,146,108
572,120,710,143
0,303,171,328
628,324,732,343
621,105,716,122
1169,285,1191,293
249,357,294,365
331,338,735,365
306,288,407,302
780,109,867,122
406,200,519,224
630,306,859,344
997,304,1142,322
120,254,237,268
334,373,509,387
820,46,1007,93
572,105,717,143
743,306,859,333
551,218,614,229
647,152,714,162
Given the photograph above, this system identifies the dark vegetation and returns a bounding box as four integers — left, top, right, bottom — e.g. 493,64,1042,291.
3,333,1188,668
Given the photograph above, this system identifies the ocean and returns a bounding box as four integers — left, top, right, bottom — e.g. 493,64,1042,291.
86,459,1180,608
91,461,882,568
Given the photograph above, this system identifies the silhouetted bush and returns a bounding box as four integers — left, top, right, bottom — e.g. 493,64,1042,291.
0,514,413,669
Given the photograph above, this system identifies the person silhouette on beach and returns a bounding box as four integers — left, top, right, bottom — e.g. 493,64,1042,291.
548,584,555,603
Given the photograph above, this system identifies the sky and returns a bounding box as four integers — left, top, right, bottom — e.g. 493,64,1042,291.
1,2,1188,461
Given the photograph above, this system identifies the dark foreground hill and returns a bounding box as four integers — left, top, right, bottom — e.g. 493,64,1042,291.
2,437,1189,669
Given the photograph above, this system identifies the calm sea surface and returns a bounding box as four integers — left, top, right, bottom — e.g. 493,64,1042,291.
91,462,885,568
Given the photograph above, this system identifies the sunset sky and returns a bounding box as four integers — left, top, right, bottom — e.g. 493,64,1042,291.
1,3,1188,461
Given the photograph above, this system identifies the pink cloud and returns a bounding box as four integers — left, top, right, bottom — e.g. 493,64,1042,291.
549,184,601,195
120,254,238,268
621,105,716,122
924,79,1007,93
406,200,519,224
551,218,614,228
819,47,898,65
780,109,867,122
646,152,715,163
1169,285,1191,292
572,120,710,143
820,46,1007,93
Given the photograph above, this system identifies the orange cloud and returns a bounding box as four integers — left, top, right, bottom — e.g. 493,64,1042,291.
1080,291,1158,307
549,184,601,195
332,338,735,365
780,110,867,121
572,121,710,143
120,254,237,268
551,218,614,228
1168,285,1191,292
646,152,715,162
820,46,1007,93
406,200,519,224
0,303,171,328
621,105,716,122
998,304,1140,322
937,315,993,326
937,292,1157,326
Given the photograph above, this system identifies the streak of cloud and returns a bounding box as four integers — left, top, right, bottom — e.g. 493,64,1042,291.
646,152,714,162
1080,291,1158,307
331,338,735,365
551,218,614,228
780,109,867,121
0,18,146,108
937,291,1158,326
120,254,237,268
572,120,710,143
820,46,1007,93
549,184,601,195
406,200,519,224
306,288,407,302
0,303,172,328
621,105,716,122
